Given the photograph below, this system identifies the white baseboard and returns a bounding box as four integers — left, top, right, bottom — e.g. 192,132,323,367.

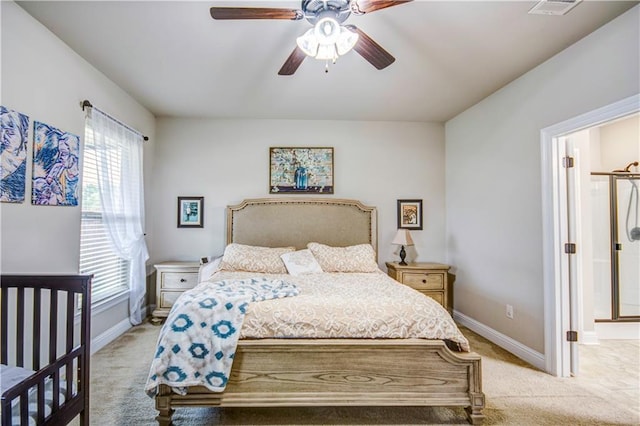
453,310,546,371
580,330,600,345
90,306,148,355
595,322,640,340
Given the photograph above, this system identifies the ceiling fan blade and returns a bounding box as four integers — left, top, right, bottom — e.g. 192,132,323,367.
210,7,303,20
350,0,412,15
346,25,395,70
278,46,307,76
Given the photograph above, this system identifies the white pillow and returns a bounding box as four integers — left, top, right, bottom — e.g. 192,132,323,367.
198,255,222,282
307,242,379,273
280,249,323,276
218,243,295,274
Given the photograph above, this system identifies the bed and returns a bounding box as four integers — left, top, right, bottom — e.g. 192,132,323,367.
0,275,91,426
150,198,485,425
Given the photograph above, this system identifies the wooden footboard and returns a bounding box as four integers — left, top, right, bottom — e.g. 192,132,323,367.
155,339,485,425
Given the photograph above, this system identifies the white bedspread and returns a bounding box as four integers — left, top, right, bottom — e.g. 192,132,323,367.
209,270,470,352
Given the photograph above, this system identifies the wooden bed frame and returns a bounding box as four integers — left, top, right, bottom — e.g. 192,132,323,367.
155,198,485,425
1,275,91,426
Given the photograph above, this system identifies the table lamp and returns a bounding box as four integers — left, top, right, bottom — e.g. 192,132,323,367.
392,229,414,266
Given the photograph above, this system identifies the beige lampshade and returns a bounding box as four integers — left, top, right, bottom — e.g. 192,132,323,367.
392,229,414,246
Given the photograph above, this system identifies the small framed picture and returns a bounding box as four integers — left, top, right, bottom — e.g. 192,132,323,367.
177,196,204,228
397,199,423,230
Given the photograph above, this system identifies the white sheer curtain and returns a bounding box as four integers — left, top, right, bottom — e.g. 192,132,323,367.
85,108,149,325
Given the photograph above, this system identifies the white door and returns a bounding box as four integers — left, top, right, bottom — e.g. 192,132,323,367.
557,135,580,376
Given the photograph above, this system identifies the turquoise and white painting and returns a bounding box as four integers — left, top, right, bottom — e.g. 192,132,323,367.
1,106,29,203
269,147,334,194
31,121,80,206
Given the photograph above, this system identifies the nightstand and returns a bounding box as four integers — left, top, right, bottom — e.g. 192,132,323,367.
386,262,453,313
151,261,200,323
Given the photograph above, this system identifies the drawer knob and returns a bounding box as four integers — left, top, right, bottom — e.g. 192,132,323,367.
422,279,427,284
180,278,186,283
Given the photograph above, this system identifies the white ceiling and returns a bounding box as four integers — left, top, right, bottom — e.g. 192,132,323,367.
16,1,638,122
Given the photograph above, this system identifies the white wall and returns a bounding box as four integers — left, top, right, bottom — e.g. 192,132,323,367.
150,118,446,267
0,2,156,337
600,115,640,172
445,6,639,354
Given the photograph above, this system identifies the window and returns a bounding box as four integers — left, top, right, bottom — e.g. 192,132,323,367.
79,134,130,304
80,106,148,324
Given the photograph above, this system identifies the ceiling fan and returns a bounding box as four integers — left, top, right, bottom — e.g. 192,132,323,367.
210,0,412,75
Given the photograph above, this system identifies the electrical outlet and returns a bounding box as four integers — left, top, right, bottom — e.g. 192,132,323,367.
506,304,514,319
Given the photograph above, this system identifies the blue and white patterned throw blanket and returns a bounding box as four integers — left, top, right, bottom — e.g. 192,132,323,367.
145,278,299,396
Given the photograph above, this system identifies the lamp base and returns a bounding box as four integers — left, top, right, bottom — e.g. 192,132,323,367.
399,245,407,266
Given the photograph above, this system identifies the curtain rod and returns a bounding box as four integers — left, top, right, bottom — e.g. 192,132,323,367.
81,100,149,141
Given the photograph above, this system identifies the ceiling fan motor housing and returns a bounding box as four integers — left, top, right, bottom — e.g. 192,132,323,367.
302,0,351,24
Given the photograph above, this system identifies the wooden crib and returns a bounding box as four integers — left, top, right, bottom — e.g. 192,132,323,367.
1,275,91,426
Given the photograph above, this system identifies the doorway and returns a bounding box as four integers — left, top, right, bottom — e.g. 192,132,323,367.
541,94,640,377
564,115,639,371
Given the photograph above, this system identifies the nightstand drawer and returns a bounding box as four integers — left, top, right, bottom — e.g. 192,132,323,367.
160,291,184,309
424,291,444,306
161,272,198,289
402,272,444,290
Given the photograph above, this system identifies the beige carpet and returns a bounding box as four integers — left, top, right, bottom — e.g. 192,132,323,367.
73,321,639,425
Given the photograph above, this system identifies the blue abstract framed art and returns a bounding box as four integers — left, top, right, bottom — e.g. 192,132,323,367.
1,106,29,203
31,121,80,206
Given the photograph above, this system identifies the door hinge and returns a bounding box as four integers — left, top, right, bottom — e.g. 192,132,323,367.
563,156,575,168
566,330,578,342
615,243,623,251
564,243,576,254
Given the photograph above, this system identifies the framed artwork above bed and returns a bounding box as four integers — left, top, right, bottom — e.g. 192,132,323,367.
269,147,334,194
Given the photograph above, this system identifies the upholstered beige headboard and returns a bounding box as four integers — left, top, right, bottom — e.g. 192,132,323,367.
226,198,377,255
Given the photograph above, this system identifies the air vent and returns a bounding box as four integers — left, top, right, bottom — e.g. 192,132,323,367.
528,0,582,16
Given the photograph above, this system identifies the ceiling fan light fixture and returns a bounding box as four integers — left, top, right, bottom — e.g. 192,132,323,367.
314,17,341,44
297,17,358,62
315,44,338,61
296,28,319,57
336,26,359,55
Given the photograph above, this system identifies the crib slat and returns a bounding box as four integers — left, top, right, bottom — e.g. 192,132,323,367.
19,388,29,425
66,290,74,353
16,286,24,367
1,286,7,365
33,287,42,370
50,290,58,364
80,278,92,426
1,401,12,426
52,367,60,411
66,359,74,403
66,291,75,403
37,379,45,424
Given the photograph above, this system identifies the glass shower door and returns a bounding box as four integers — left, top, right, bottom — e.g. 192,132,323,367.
616,176,640,318
591,175,612,320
